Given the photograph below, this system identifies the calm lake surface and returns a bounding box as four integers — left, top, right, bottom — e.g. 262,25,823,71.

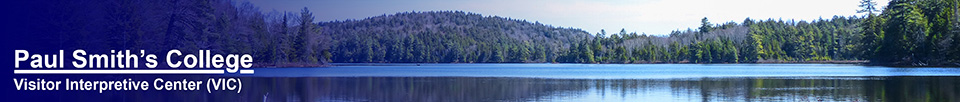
241,64,960,102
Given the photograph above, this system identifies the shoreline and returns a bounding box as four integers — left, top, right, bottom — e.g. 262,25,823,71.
252,62,333,68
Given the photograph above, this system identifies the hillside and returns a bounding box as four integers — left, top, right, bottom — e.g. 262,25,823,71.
321,11,593,63
319,11,754,63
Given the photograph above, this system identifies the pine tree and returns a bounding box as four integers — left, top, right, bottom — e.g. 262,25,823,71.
858,0,882,15
875,0,929,65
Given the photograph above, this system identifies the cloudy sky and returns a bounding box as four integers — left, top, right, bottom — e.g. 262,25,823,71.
248,0,889,35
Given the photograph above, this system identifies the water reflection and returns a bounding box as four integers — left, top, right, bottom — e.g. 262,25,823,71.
242,77,960,102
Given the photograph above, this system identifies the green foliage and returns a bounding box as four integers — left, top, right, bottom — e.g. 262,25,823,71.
150,0,960,66
47,0,960,66
859,0,882,15
866,0,960,66
324,11,590,63
699,17,713,34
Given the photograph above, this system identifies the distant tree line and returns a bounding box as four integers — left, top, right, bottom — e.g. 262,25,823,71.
320,0,959,66
321,11,589,63
24,0,958,66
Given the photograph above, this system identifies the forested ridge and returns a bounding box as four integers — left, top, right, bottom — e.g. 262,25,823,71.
322,0,960,66
19,0,959,67
322,11,590,63
322,11,847,64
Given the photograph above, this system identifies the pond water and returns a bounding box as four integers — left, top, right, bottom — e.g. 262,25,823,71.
236,64,960,102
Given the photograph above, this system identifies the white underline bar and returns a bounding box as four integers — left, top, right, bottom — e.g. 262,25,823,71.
239,70,254,74
13,70,255,74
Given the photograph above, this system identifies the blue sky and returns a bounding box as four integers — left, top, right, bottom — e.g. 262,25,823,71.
247,0,888,35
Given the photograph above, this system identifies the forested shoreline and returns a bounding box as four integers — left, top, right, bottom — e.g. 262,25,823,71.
323,0,959,67
21,0,958,67
324,12,871,64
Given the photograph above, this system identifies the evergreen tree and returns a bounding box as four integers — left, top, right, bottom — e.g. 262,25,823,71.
875,0,929,65
858,0,882,15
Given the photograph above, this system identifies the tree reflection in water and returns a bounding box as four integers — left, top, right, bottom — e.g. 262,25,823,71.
240,77,959,102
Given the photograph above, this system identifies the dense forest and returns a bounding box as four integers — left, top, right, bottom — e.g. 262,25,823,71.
20,0,958,67
321,11,853,64
322,11,590,63
322,0,959,66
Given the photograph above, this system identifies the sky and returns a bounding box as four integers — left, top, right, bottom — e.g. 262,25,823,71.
247,0,889,35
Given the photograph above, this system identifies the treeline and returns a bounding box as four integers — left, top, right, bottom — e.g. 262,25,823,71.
320,11,753,63
322,11,590,63
860,0,960,66
551,22,752,63
21,0,959,66
746,17,863,62
320,0,959,66
549,16,861,64
319,11,854,64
